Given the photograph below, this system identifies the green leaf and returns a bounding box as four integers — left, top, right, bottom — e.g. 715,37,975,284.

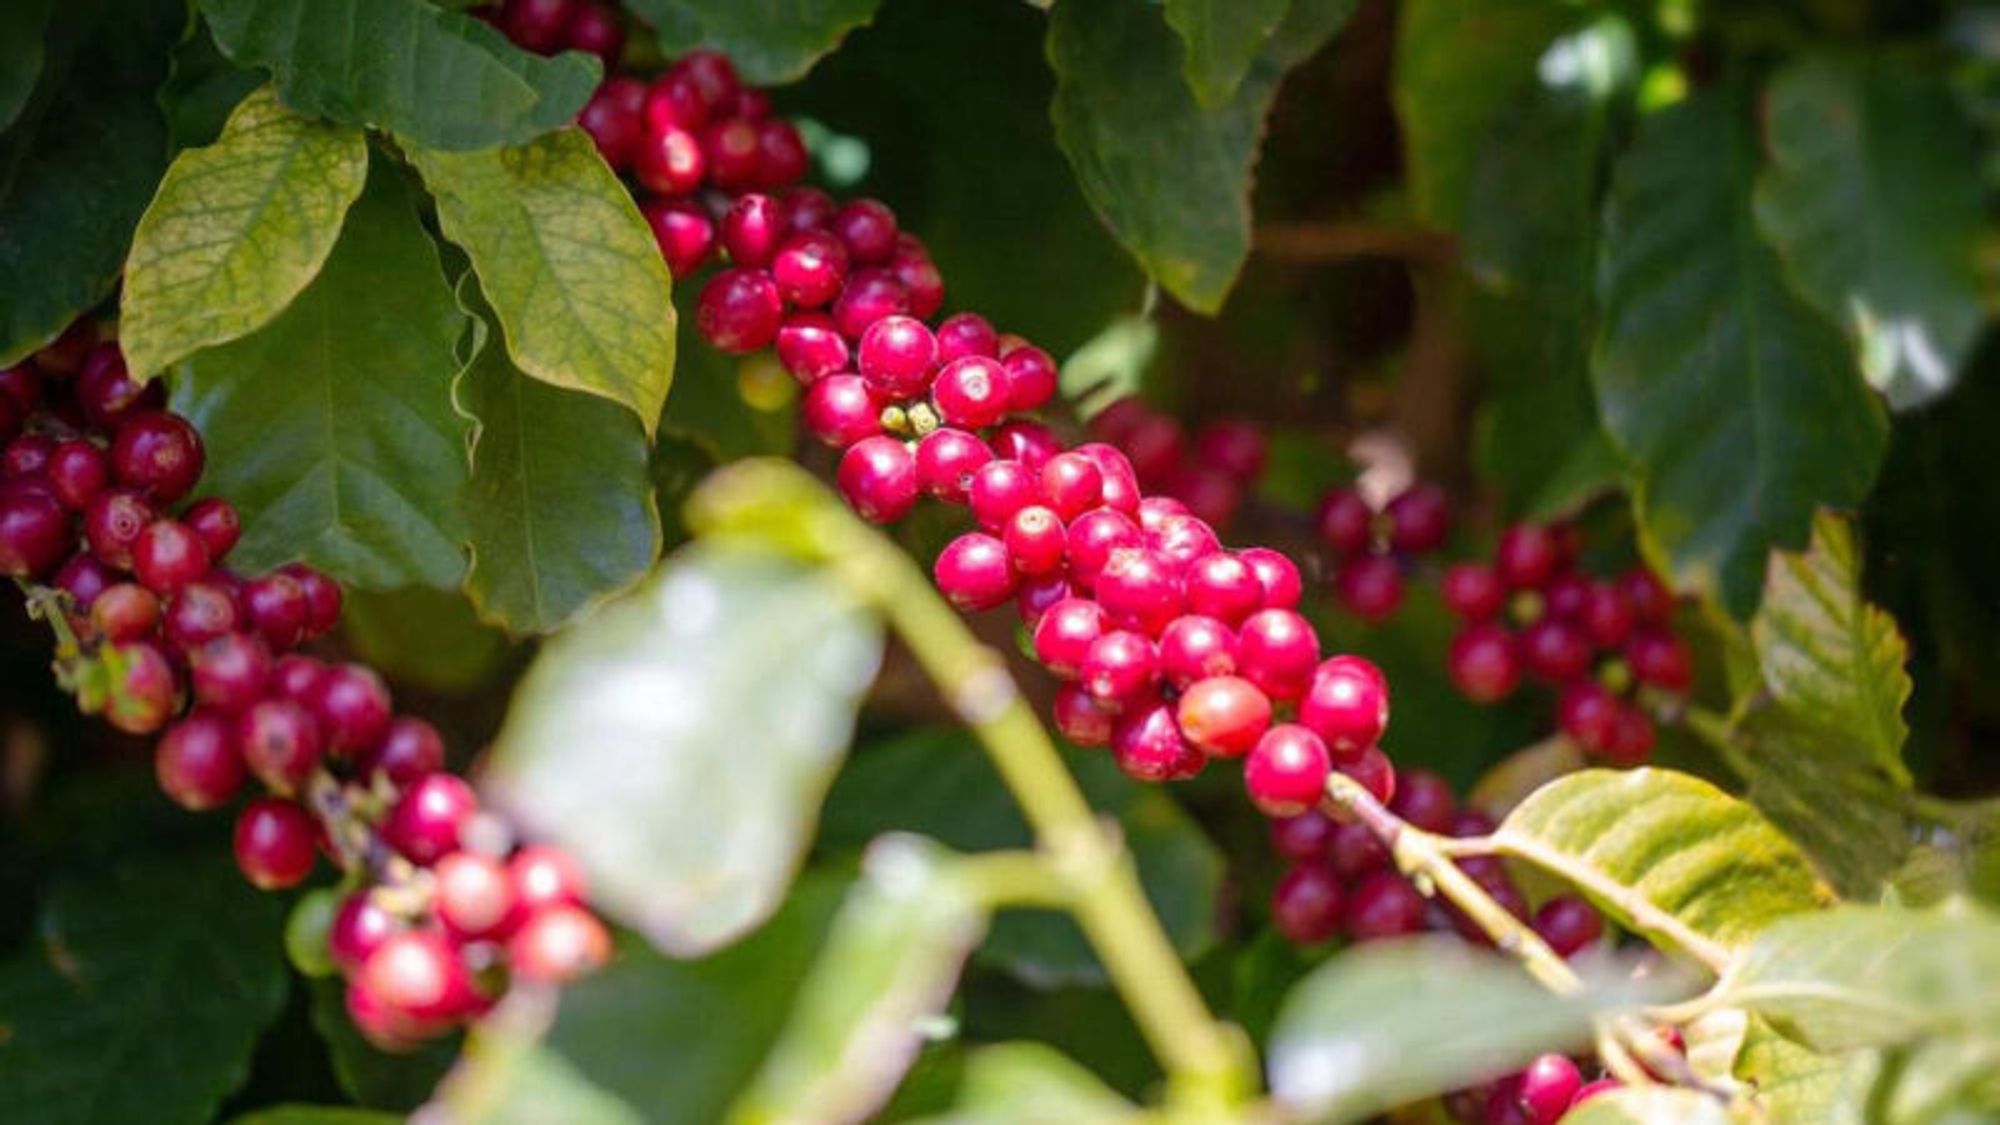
626,0,881,84
1267,937,1648,1121
1463,19,1635,515
1059,316,1159,419
0,0,180,366
1047,0,1354,313
1734,1016,1870,1125
1593,87,1888,618
428,1028,643,1125
122,85,369,380
453,275,663,635
1493,769,1836,966
543,875,846,1125
731,837,989,1124
1394,0,1576,229
1162,0,1290,107
0,0,55,132
1755,52,1989,411
819,728,1221,987
307,977,458,1111
1751,510,1912,785
784,0,1144,356
339,585,510,693
1559,1088,1733,1125
172,161,471,590
0,857,288,1125
921,1042,1135,1125
488,546,883,956
158,17,265,150
229,1109,403,1125
1712,900,2000,1054
195,0,599,151
408,130,676,434
1728,711,1913,901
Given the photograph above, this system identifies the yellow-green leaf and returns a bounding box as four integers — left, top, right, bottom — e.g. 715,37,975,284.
1559,1088,1733,1125
407,129,675,435
122,86,368,380
1493,769,1836,968
1751,510,1912,786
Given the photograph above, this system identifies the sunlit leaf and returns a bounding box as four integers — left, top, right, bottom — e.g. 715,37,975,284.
626,0,881,84
1493,769,1835,964
122,85,369,380
409,130,677,434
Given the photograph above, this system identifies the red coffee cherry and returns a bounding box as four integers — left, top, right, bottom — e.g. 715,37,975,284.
1271,863,1345,945
1298,656,1389,757
1244,724,1331,817
156,711,247,811
234,798,319,890
1175,675,1271,757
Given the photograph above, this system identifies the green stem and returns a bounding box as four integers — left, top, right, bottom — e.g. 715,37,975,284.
823,526,1253,1111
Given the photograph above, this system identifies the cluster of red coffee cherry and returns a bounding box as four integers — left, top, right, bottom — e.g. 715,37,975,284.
1314,481,1451,623
0,320,608,1052
1441,524,1692,765
1087,396,1269,529
501,17,1397,815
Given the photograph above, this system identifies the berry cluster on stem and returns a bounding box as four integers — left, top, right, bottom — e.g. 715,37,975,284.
1,318,607,1052
1441,522,1692,764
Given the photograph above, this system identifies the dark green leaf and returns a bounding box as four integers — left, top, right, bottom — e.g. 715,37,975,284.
1394,0,1575,229
0,0,55,131
731,837,988,1123
820,728,1221,987
409,130,676,434
1463,18,1635,515
454,276,662,635
922,1042,1136,1124
488,546,883,956
158,16,264,150
626,0,880,84
1712,900,2000,1053
0,0,180,365
1493,768,1836,963
783,0,1143,356
171,161,471,590
1756,53,1988,411
1047,0,1354,313
196,0,598,150
1593,87,1888,617
1162,0,1290,107
1751,510,1912,786
338,585,510,693
228,1109,403,1125
544,874,847,1125
307,977,458,1111
0,857,288,1125
122,85,369,380
1267,937,1647,1121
